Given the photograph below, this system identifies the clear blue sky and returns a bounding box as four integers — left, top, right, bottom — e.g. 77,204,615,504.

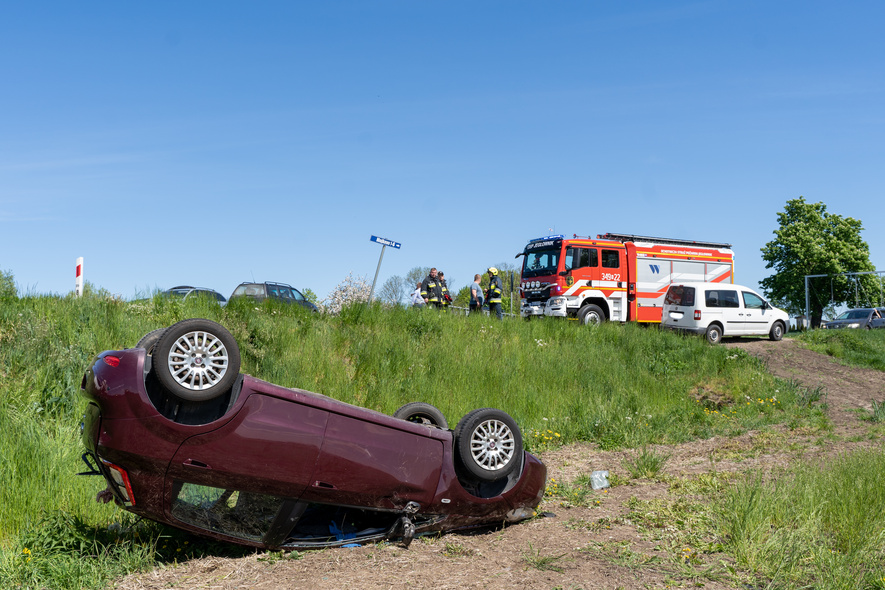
2,1,883,303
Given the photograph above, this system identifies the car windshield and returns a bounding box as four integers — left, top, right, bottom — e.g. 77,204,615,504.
522,247,560,278
836,309,871,320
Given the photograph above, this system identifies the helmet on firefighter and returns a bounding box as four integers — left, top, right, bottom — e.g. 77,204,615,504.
487,267,498,276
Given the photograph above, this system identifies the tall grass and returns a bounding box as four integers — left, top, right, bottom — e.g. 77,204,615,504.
716,448,885,589
0,292,835,588
798,328,885,371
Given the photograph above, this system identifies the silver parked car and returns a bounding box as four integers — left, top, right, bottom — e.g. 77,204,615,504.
162,286,227,306
821,308,885,330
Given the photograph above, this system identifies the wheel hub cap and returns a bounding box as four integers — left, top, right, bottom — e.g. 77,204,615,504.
470,419,515,471
166,330,229,390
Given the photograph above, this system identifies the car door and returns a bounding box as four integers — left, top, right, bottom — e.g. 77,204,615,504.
302,412,444,510
705,288,740,334
167,394,328,501
163,393,329,544
740,290,771,335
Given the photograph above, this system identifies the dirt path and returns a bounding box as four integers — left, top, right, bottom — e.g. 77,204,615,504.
115,339,885,590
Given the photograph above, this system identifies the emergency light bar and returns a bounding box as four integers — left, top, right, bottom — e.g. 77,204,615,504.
527,234,564,243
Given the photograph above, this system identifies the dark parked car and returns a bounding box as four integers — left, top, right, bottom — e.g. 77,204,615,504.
821,308,885,330
78,319,545,549
229,282,318,312
162,286,227,305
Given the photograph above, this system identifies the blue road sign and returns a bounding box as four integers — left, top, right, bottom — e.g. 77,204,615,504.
370,235,401,249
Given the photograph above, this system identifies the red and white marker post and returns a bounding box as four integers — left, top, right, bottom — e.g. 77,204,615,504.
75,257,84,297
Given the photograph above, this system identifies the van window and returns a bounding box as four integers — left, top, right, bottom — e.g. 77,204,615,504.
564,247,597,270
705,290,739,308
601,249,620,269
742,291,765,309
664,286,695,306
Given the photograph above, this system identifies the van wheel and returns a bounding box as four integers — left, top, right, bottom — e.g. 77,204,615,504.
578,304,605,326
705,324,723,344
769,322,785,341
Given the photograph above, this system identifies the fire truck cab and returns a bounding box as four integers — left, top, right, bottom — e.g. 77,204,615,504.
517,233,734,324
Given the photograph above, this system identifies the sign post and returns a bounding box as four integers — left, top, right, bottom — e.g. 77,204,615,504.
75,257,84,297
368,235,401,303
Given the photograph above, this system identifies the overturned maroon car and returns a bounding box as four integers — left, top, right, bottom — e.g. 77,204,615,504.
79,319,546,549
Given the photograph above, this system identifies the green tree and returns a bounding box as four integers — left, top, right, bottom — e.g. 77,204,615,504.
302,288,319,305
379,267,430,306
378,275,406,306
405,266,430,289
0,268,16,301
761,197,876,327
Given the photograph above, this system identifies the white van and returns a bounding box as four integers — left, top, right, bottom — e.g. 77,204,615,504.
662,282,789,344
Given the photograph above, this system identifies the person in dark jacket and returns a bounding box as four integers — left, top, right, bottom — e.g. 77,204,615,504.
438,271,452,309
486,267,503,319
420,268,443,308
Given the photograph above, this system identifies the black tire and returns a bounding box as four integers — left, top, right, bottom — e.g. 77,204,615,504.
577,304,605,326
706,323,723,345
136,328,166,355
393,402,448,429
769,321,785,341
153,319,241,402
454,408,523,482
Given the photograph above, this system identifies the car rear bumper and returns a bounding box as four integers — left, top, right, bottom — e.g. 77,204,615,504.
662,323,708,336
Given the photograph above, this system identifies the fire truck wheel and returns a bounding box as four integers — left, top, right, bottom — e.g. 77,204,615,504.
705,323,723,345
153,319,241,402
136,328,167,355
394,402,449,429
455,408,523,482
578,304,605,326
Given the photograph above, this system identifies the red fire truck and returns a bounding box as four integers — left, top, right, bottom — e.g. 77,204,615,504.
517,232,734,324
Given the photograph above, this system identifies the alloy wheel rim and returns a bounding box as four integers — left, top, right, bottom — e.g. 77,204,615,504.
166,330,229,390
469,419,516,471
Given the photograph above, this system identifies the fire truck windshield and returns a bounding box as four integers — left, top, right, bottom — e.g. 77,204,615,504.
522,248,560,278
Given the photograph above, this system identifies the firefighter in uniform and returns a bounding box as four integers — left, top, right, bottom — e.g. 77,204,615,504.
485,267,504,319
421,268,443,308
438,271,451,310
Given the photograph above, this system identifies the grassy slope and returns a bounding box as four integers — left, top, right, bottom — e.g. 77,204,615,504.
0,293,880,589
797,327,885,371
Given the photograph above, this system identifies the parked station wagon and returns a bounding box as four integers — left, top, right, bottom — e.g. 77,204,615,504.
78,319,545,549
228,282,318,312
662,282,789,344
821,308,885,330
